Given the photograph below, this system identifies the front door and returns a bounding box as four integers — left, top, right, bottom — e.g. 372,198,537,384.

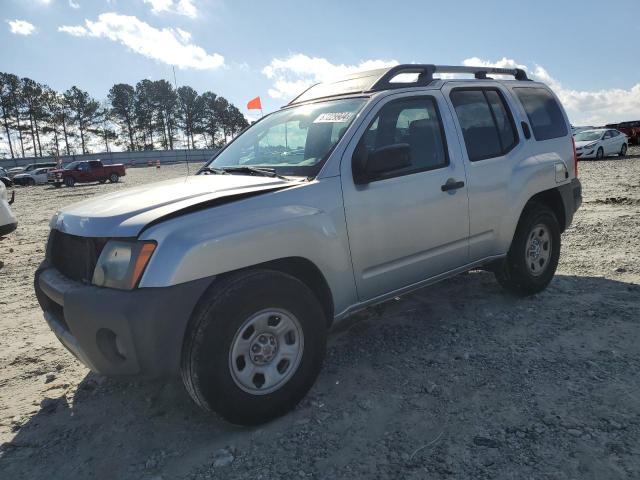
341,93,470,301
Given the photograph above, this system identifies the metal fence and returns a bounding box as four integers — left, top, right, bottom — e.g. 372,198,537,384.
0,149,218,169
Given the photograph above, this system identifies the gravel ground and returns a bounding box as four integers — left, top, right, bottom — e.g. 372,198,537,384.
1,148,639,479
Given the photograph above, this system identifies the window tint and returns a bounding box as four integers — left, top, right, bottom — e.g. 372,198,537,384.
514,87,567,141
450,89,517,161
356,97,448,178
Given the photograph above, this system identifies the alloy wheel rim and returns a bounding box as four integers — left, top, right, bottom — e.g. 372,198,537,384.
525,223,552,277
229,308,304,395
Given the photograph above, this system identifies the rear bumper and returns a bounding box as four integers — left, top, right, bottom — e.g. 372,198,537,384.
558,178,582,229
35,261,212,377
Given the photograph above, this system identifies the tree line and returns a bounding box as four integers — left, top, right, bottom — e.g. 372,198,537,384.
0,72,249,159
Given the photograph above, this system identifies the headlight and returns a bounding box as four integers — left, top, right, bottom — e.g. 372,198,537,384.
92,240,156,289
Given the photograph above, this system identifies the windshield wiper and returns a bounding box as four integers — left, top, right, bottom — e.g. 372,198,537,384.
198,166,229,175
221,166,290,180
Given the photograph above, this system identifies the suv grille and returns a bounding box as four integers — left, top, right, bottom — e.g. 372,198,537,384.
48,230,108,284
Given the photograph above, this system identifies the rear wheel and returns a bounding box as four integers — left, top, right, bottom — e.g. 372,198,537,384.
495,203,561,296
596,147,604,160
108,173,119,183
619,143,627,157
64,176,75,187
181,270,327,425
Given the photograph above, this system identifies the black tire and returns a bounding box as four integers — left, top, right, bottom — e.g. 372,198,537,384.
596,147,604,160
495,203,561,296
109,173,119,183
619,143,627,157
53,183,61,188
181,270,327,425
64,176,75,187
99,179,106,184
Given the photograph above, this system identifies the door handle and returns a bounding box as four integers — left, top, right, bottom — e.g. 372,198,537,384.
441,179,465,192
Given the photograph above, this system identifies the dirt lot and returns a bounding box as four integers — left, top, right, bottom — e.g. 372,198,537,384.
1,148,639,480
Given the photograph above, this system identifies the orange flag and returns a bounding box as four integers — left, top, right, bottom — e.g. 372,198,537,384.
247,96,262,110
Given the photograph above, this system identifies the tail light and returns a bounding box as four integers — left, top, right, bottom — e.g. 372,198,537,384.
572,136,578,177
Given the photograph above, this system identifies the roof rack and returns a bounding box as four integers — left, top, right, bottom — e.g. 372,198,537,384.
287,64,529,105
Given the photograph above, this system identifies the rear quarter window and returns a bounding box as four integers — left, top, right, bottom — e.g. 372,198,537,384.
514,87,568,141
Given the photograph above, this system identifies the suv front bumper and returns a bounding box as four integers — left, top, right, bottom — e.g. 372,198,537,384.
35,261,211,377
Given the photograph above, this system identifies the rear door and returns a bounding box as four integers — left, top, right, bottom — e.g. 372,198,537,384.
442,84,523,260
341,91,470,301
610,130,624,153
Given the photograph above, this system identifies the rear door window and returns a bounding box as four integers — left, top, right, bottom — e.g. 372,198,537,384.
514,87,568,141
450,88,518,161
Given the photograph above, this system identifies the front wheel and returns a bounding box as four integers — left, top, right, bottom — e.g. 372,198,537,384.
64,176,75,187
495,203,561,296
619,143,627,157
108,173,119,183
596,147,604,160
181,270,327,425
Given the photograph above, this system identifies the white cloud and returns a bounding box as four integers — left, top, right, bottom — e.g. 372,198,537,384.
58,24,87,36
262,54,398,99
461,57,640,125
7,19,36,36
69,0,80,8
143,0,198,18
58,13,224,70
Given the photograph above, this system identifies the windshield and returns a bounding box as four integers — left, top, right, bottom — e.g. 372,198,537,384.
64,161,81,170
204,98,367,177
575,131,602,142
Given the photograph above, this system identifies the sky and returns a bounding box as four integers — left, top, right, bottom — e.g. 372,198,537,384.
1,0,640,126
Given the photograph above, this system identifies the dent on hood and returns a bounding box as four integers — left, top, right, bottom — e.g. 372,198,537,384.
49,175,296,238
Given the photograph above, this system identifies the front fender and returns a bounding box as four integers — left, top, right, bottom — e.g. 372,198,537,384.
138,177,357,316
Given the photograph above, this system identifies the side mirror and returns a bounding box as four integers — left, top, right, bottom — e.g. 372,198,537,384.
353,143,411,184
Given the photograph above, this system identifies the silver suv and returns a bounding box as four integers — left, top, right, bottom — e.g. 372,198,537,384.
35,64,582,425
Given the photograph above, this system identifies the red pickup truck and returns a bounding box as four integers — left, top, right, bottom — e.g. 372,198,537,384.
49,160,126,187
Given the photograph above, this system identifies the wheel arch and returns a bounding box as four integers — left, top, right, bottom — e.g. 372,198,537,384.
525,187,567,232
194,256,335,328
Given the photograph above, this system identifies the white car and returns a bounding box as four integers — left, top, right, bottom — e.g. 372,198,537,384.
13,167,55,186
7,162,58,178
0,181,17,236
574,129,628,160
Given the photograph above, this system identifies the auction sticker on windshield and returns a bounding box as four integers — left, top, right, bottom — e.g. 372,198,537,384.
314,112,354,123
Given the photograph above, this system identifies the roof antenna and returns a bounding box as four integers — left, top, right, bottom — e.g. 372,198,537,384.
173,66,190,179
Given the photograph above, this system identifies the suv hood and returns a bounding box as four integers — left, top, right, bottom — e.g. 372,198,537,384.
51,174,297,238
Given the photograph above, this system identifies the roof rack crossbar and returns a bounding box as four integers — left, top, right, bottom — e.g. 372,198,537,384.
369,64,528,91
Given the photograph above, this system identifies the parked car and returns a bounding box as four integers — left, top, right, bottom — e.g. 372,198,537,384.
574,128,628,159
0,167,12,187
0,181,17,236
13,167,55,186
7,162,58,178
48,159,126,187
606,121,640,145
35,64,581,425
